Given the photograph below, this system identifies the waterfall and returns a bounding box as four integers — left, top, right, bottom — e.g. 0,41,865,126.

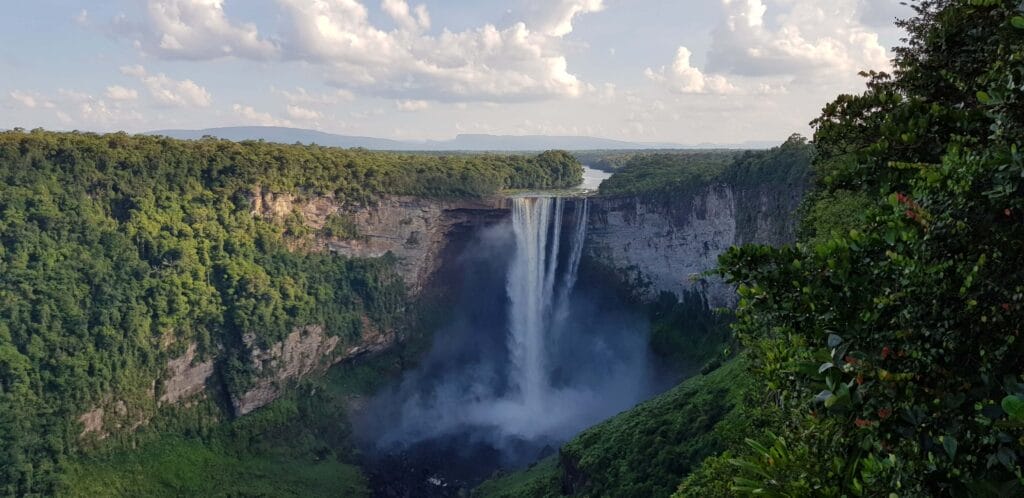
506,196,588,407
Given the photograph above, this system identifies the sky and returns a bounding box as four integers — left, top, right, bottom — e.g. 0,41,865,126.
0,0,913,144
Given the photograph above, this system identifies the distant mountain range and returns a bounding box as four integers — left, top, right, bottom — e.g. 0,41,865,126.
147,126,778,151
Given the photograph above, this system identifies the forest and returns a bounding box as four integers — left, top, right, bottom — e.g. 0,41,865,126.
0,132,582,496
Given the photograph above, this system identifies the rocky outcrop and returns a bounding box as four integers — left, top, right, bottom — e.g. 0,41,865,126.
159,343,215,405
251,190,506,296
78,398,147,440
586,182,804,308
231,322,395,416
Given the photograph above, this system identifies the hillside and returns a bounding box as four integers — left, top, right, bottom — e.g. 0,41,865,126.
0,130,581,496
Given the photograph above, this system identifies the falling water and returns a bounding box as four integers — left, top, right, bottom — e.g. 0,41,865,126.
506,196,588,408
359,193,653,495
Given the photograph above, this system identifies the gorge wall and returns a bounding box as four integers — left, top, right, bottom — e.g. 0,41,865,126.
80,192,510,436
585,181,806,308
80,177,804,436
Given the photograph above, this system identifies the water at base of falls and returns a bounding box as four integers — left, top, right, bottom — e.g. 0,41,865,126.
356,195,653,497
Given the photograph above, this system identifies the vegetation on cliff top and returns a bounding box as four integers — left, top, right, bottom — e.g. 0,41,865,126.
0,131,581,496
596,138,812,200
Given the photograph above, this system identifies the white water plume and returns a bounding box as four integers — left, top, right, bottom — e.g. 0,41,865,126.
361,195,652,473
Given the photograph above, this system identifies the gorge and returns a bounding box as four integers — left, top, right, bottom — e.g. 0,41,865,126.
356,195,659,496
0,131,810,496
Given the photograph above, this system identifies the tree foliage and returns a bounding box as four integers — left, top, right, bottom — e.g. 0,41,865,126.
716,1,1024,495
0,130,581,496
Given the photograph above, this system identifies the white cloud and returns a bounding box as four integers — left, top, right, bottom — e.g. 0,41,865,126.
646,0,890,97
395,99,429,112
13,89,145,127
645,47,736,95
532,0,605,37
233,104,290,126
8,90,53,108
128,0,278,59
381,0,430,31
74,9,89,26
707,0,890,79
105,85,139,101
111,0,603,102
285,104,322,121
275,87,354,105
121,65,212,107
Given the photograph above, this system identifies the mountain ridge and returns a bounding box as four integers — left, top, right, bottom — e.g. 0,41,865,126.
147,126,778,151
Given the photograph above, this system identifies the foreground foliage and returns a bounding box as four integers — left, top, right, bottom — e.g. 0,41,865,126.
712,1,1024,495
475,359,754,498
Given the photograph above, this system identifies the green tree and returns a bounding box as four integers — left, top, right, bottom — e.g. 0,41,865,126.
717,1,1024,495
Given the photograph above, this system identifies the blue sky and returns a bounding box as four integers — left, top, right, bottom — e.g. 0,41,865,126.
1,0,912,144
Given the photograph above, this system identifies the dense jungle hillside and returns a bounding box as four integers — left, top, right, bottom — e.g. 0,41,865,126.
0,132,582,496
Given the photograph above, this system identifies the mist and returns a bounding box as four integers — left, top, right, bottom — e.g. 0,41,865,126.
354,197,660,494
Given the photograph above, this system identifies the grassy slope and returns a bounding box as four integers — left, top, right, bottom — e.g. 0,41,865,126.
59,349,413,497
62,436,368,498
475,358,750,498
473,457,562,498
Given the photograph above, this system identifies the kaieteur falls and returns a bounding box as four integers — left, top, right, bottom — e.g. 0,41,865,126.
358,195,657,495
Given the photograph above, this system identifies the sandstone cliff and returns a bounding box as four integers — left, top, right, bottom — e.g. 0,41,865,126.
585,182,805,307
250,190,506,296
79,192,510,433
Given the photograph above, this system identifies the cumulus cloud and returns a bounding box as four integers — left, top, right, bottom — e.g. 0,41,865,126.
532,0,605,37
275,87,354,106
395,99,429,112
122,0,278,59
9,90,55,109
9,89,142,127
109,0,603,102
279,0,595,101
233,103,290,126
645,47,736,95
285,104,322,121
381,0,430,31
121,65,212,107
707,0,890,79
646,0,890,96
105,85,139,101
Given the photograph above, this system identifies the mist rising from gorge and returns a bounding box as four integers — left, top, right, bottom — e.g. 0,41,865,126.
354,197,660,493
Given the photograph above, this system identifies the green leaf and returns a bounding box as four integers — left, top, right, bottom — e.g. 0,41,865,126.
943,436,958,460
977,91,991,103
1012,16,1024,29
1002,395,1024,421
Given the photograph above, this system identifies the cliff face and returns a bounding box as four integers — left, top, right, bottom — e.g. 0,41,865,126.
79,193,509,434
250,190,506,296
586,182,804,307
234,192,508,414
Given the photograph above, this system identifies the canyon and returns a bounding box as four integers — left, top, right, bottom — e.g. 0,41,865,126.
77,171,804,446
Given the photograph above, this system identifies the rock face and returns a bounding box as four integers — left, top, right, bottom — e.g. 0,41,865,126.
251,190,506,296
232,325,343,416
76,192,510,436
159,343,215,405
586,182,804,307
233,191,509,415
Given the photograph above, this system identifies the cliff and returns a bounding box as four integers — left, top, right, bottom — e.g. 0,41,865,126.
586,181,805,308
79,192,510,433
234,192,508,415
250,190,507,296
